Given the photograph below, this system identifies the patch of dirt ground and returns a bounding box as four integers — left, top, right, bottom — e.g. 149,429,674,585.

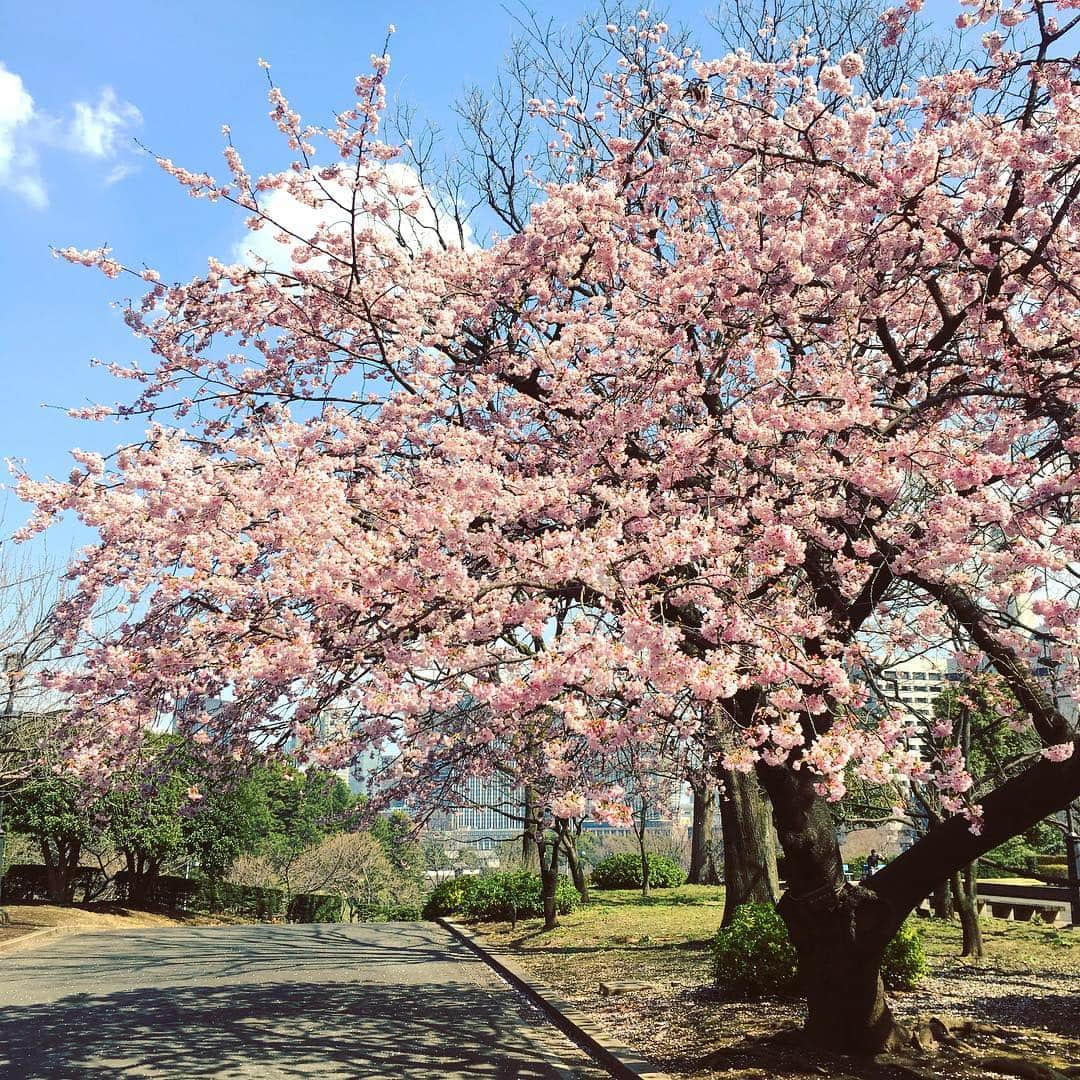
0,902,239,946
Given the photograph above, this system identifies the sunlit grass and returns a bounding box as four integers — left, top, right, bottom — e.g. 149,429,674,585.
473,883,1079,994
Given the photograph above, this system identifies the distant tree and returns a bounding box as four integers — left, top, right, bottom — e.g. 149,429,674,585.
181,771,273,880
8,770,101,902
106,768,187,906
370,809,423,878
0,546,66,793
420,836,480,880
249,765,356,899
292,832,399,918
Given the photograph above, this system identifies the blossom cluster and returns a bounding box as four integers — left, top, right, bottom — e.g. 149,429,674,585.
21,2,1080,829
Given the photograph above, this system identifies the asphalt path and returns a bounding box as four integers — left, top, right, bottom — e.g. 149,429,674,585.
0,922,612,1078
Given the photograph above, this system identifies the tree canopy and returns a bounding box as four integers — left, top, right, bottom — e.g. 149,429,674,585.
16,0,1080,1053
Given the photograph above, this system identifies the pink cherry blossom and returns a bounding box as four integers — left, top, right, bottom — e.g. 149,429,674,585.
19,3,1080,847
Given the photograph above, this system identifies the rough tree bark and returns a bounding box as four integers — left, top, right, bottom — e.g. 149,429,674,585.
760,744,1080,1054
759,763,907,1053
538,833,560,931
687,782,721,885
952,863,983,959
719,768,779,925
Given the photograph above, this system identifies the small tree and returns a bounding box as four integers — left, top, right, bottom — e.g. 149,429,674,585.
292,832,398,919
8,771,100,902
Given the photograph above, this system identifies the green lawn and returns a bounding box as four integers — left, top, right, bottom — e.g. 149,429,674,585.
476,883,1079,981
476,885,728,990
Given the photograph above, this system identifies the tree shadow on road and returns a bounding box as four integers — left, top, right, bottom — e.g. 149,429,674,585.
2,922,464,988
0,976,577,1078
0,923,593,1078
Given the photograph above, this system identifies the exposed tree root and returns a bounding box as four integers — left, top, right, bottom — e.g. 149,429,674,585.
690,1015,1080,1080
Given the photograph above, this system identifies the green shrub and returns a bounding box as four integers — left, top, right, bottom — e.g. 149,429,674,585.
881,920,926,990
712,903,925,997
380,901,424,921
423,870,577,922
591,852,686,890
345,899,424,922
711,903,798,996
421,874,482,919
460,870,578,922
287,892,344,923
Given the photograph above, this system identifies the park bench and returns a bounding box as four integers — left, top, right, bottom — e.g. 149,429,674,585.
914,882,1072,926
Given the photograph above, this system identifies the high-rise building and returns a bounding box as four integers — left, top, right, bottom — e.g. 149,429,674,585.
426,773,524,851
878,656,960,743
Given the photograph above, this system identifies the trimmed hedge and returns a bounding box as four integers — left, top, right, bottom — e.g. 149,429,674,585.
0,864,109,904
0,864,352,923
423,870,577,922
591,852,686,890
287,892,343,923
120,874,286,919
712,903,925,998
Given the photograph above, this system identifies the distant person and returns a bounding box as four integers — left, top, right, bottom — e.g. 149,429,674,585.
863,849,882,880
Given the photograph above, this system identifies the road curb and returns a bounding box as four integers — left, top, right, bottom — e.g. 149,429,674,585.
439,918,673,1080
0,926,67,955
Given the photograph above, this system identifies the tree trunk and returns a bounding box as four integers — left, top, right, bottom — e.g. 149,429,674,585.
758,761,908,1053
720,768,779,925
124,850,162,909
522,787,539,870
42,838,81,904
759,739,1080,1054
780,884,907,1054
636,801,651,898
952,863,983,958
932,876,954,919
539,836,559,931
688,783,721,885
559,822,589,904
737,672,1080,1056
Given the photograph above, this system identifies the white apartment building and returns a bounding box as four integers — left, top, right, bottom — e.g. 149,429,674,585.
878,656,958,737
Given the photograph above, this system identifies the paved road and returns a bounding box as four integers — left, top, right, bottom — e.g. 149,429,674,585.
0,922,611,1079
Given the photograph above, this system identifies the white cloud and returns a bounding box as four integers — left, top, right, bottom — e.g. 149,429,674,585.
233,163,473,273
104,162,138,186
0,61,141,208
70,88,142,158
0,63,46,207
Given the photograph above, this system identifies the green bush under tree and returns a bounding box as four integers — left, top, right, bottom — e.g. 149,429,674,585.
591,852,686,890
712,903,925,997
422,870,578,922
422,875,482,919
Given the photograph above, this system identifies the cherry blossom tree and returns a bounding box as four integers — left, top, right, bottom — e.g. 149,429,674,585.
19,0,1080,1054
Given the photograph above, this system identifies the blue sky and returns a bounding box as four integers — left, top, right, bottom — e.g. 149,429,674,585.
0,0,962,557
